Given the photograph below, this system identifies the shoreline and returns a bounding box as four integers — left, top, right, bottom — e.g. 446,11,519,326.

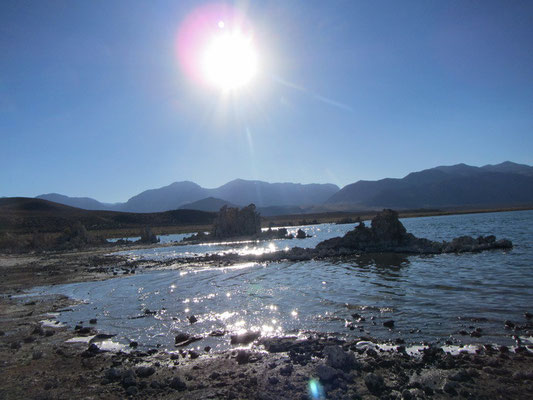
1,291,532,399
1,209,532,398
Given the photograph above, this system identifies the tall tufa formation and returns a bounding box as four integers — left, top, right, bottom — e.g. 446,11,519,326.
212,204,262,239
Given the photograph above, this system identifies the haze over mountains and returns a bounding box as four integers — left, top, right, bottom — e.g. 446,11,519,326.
36,162,533,214
38,180,339,213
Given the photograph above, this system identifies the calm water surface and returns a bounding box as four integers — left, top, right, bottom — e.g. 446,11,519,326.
32,211,533,351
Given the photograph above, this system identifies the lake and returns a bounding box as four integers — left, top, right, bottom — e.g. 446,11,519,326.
31,210,533,352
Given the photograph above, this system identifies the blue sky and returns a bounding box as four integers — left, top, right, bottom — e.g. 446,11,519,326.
1,0,532,202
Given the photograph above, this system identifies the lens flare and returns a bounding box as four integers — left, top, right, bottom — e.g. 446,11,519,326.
308,379,324,399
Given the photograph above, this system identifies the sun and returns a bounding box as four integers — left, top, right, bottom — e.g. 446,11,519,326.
202,27,258,91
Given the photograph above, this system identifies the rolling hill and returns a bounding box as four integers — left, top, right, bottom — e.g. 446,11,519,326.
0,197,215,234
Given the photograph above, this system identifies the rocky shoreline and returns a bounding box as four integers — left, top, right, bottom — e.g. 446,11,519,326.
0,210,526,399
1,290,532,399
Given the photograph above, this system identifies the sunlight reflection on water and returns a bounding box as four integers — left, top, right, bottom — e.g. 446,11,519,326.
29,211,533,351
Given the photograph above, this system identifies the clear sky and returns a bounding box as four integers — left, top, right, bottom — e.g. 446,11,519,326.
1,0,532,202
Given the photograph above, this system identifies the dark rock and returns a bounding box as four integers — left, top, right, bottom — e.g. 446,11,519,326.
175,332,202,347
268,376,279,385
44,330,54,337
324,345,358,371
138,227,159,244
175,332,190,343
89,318,97,324
230,331,260,345
317,364,339,383
279,364,293,376
204,346,211,352
504,320,515,329
125,386,138,396
78,327,93,335
32,326,45,335
314,209,512,255
525,312,532,320
122,370,137,388
189,350,199,359
105,367,123,381
10,342,21,350
129,341,138,348
443,380,458,396
136,366,155,378
383,320,395,329
188,315,198,324
364,373,385,395
296,229,308,239
449,369,471,382
169,376,187,391
236,350,250,364
209,330,226,337
212,204,262,239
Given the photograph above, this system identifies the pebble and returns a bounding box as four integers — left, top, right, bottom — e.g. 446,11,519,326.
136,366,155,378
125,386,138,396
316,364,338,383
364,373,385,395
236,350,250,364
169,376,187,391
122,370,137,388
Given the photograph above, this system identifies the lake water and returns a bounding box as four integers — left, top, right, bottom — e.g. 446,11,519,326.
31,210,533,352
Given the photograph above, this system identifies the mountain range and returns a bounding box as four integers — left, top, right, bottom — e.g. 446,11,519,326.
36,161,533,214
38,180,339,213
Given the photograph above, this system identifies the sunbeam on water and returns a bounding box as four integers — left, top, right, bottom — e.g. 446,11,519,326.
27,211,533,352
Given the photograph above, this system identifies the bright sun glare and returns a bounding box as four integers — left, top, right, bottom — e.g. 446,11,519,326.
202,24,258,91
